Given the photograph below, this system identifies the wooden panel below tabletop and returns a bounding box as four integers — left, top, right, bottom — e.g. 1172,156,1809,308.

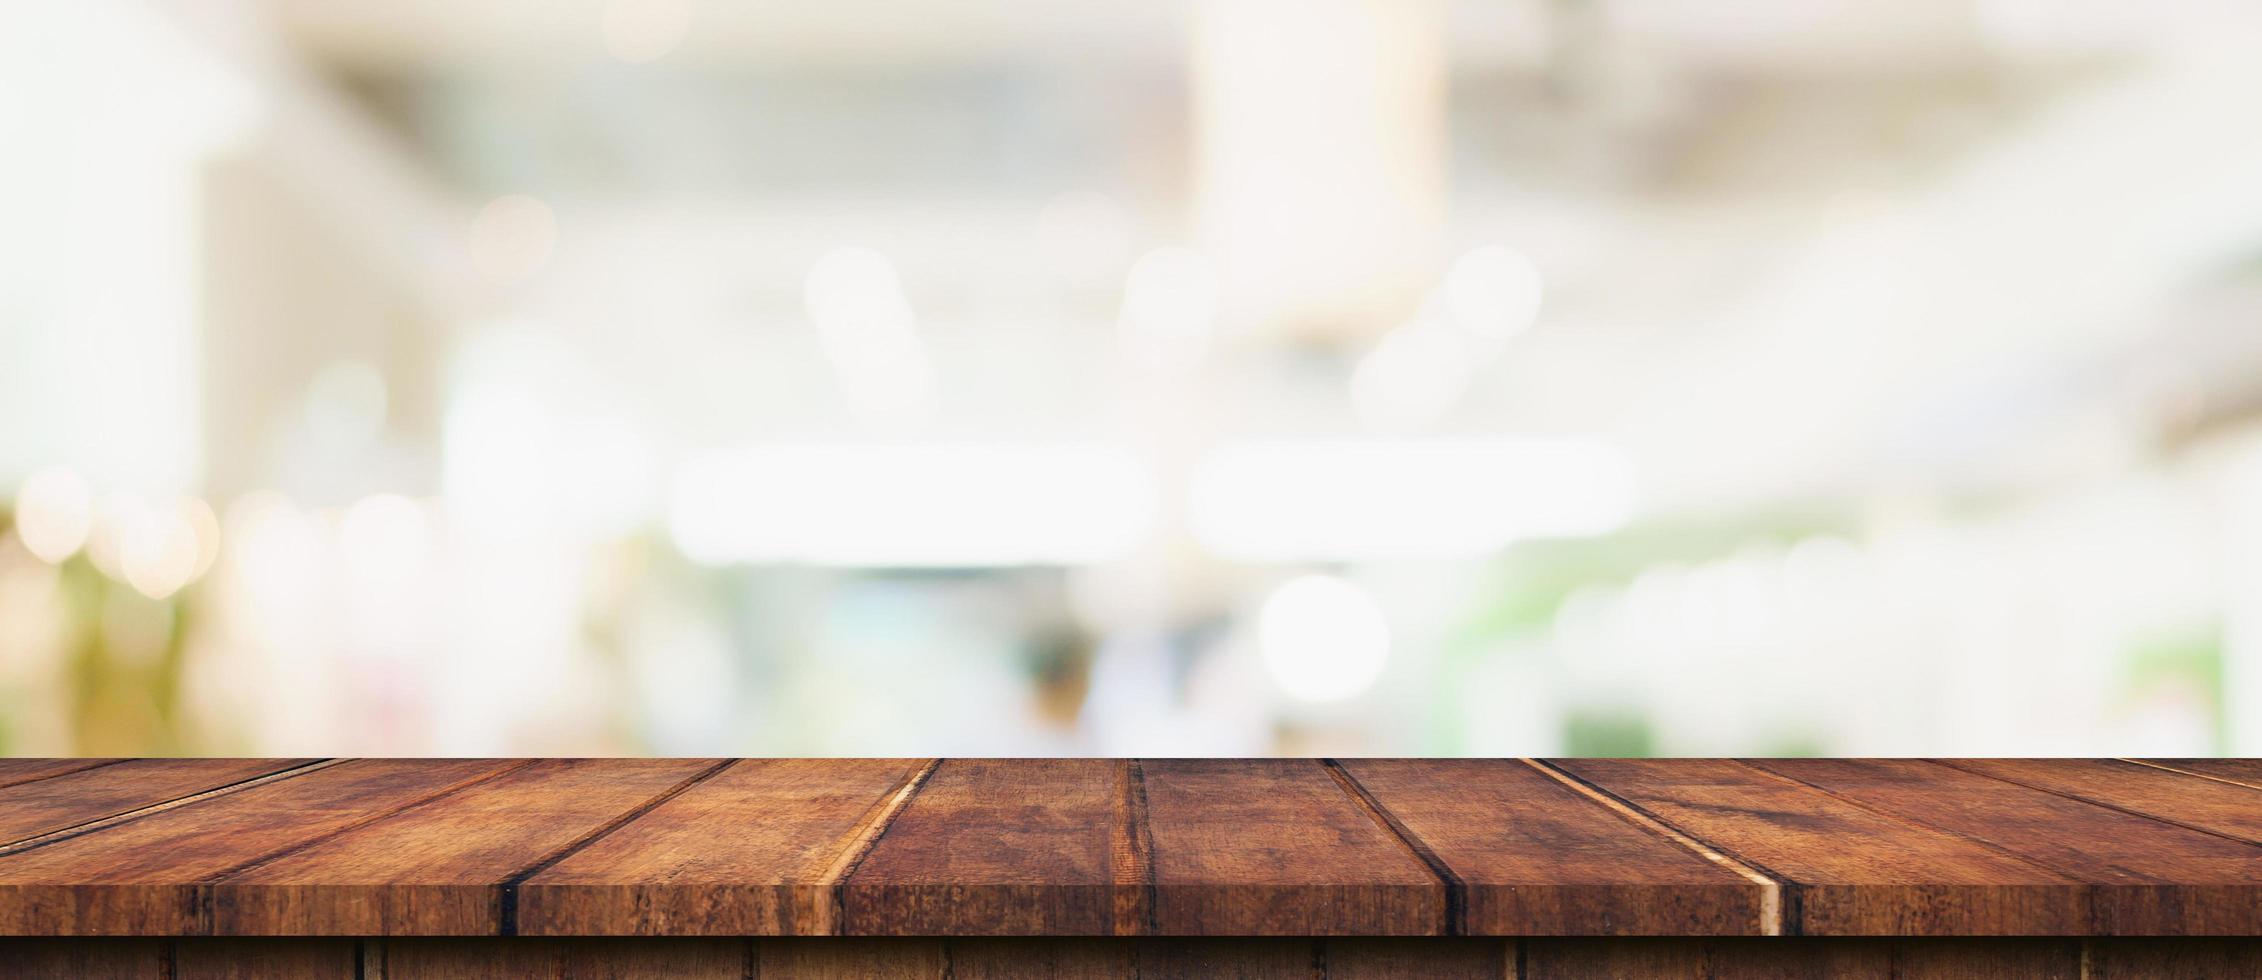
1139,759,1445,936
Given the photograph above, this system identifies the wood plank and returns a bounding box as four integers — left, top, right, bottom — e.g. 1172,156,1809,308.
0,760,123,791
1751,758,2262,934
1335,758,1769,936
943,938,1136,978
1547,759,2085,936
516,758,930,937
0,758,523,935
1942,758,2262,843
171,938,357,979
1321,937,1508,979
1135,938,1316,979
1140,759,1443,936
843,758,1129,936
209,758,725,935
0,938,166,979
2144,758,2262,789
0,759,316,846
380,938,750,980
754,938,947,979
2088,938,2262,978
1523,938,2080,980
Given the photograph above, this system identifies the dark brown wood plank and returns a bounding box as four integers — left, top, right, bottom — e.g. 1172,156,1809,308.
1523,938,2080,980
1135,938,1316,979
843,758,1131,936
0,760,123,791
1547,759,2086,936
516,758,931,937
209,758,725,935
0,760,317,846
1335,758,1770,936
0,758,523,935
1140,759,1443,936
1750,758,2262,934
2088,938,2262,978
2144,758,2262,789
380,938,750,979
1943,758,2262,843
1322,937,1508,979
0,938,166,979
753,938,948,979
171,938,357,979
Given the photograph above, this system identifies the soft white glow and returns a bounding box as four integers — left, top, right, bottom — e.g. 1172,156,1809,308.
339,493,430,588
670,444,1158,567
92,495,211,600
467,194,558,281
601,0,692,63
1190,437,1636,561
1117,246,1220,371
1259,574,1391,703
1439,245,1544,356
806,247,935,424
304,360,389,452
12,465,94,564
1350,322,1472,431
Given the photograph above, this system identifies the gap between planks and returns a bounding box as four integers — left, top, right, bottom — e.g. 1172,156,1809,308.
809,758,942,936
1927,759,2262,851
0,759,130,791
0,758,345,858
1522,759,1788,937
494,758,744,937
2120,758,2262,793
1321,759,1467,936
1729,758,2098,908
1112,759,1158,937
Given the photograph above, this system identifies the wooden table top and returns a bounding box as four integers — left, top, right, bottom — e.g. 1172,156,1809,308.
1,758,2259,939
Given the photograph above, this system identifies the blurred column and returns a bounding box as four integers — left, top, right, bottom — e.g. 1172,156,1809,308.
1193,0,1445,341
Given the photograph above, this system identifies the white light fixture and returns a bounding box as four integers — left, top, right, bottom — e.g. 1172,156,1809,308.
670,444,1159,567
1190,437,1635,561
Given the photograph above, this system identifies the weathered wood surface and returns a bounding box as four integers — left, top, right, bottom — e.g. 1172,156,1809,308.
2,758,2261,938
3,937,2254,979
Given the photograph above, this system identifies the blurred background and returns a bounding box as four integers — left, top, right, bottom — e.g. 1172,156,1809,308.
5,0,2262,758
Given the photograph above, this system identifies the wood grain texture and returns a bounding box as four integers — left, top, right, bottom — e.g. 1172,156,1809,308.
170,938,358,979
1749,758,2262,934
2143,758,2262,789
515,758,930,937
10,758,2262,942
210,758,724,935
0,760,124,791
0,759,316,846
1547,758,2087,936
0,938,167,979
1336,758,1767,936
1140,759,1443,936
843,758,1131,936
8,936,2260,977
1522,938,2081,979
0,758,522,935
1941,758,2262,844
381,938,749,980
